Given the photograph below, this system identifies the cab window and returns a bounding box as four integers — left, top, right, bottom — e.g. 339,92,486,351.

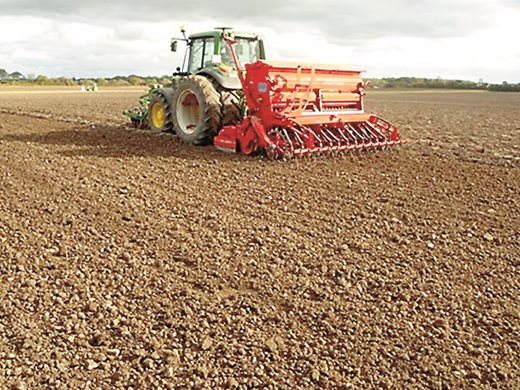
221,38,260,69
188,38,215,72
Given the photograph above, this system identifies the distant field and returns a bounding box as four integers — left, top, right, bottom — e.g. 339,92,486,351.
368,88,489,94
0,85,147,94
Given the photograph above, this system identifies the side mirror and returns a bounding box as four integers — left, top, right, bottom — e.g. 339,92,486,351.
171,40,178,52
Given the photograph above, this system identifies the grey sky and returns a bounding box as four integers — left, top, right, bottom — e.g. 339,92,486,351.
1,0,519,82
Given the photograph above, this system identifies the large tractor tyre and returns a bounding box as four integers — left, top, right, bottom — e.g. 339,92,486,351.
219,88,244,126
148,89,174,132
171,76,222,145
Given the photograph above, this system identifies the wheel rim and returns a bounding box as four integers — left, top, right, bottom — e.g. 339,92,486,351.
150,101,166,129
176,89,201,135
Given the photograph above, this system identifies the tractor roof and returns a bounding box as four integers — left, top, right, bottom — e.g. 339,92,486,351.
188,30,261,41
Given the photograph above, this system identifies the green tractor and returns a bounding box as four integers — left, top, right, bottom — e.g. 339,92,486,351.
135,27,266,145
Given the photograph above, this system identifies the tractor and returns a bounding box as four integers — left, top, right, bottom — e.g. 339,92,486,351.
126,27,406,159
143,27,265,145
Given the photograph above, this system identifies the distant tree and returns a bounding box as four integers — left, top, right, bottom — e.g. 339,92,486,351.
35,75,49,85
109,79,131,87
128,75,146,86
0,68,8,79
96,78,108,86
54,77,76,86
9,71,24,80
488,82,520,92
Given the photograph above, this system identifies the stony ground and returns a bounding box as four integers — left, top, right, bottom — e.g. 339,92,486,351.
0,87,518,389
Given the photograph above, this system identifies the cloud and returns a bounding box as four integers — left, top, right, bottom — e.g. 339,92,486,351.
1,0,506,39
0,0,518,82
0,16,53,44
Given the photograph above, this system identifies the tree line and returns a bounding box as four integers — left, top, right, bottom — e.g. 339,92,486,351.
367,77,520,92
0,69,171,87
1,68,519,92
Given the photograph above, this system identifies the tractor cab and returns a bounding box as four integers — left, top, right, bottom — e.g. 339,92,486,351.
171,27,266,89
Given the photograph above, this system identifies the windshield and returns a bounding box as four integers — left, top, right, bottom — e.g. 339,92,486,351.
221,38,261,69
187,38,215,72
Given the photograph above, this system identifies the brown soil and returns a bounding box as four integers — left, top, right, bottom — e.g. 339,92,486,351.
0,88,518,389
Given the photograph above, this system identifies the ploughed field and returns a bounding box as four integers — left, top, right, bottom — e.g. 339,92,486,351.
0,87,518,388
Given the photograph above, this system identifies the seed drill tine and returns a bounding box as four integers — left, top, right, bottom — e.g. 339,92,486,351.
365,121,386,140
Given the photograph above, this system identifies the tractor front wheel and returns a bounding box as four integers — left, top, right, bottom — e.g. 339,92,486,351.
171,76,221,145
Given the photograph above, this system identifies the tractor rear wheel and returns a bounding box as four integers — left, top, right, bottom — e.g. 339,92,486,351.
148,89,173,132
171,76,221,145
219,88,244,126
209,79,244,127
